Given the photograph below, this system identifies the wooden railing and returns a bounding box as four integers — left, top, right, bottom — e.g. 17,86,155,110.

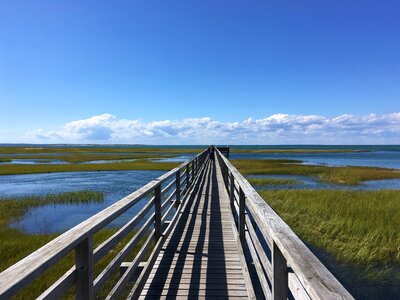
216,148,354,300
0,150,208,299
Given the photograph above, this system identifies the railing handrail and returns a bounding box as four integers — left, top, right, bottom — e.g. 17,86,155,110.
0,150,207,299
215,148,353,300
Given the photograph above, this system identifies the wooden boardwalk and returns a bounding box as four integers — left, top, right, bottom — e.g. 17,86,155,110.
0,148,353,300
139,159,251,299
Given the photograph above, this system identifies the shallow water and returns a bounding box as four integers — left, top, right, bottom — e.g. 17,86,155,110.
1,147,400,235
230,150,400,169
248,174,400,190
0,170,165,233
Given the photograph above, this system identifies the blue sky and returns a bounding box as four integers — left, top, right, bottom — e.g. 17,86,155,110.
1,1,399,144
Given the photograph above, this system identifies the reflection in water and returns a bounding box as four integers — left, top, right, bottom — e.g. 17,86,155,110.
0,170,165,234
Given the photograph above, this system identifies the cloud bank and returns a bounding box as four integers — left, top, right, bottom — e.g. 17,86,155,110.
26,112,400,144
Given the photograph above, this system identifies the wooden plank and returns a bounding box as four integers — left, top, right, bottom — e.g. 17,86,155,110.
215,149,354,300
140,159,250,299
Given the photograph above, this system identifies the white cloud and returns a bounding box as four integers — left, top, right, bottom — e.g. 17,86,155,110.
24,112,400,144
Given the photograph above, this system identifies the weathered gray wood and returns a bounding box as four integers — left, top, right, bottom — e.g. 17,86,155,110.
106,231,155,299
245,214,272,280
273,241,288,300
0,149,208,299
175,170,181,208
154,184,162,240
185,164,190,187
139,159,251,299
93,197,154,263
75,236,93,300
239,187,246,242
119,261,146,281
37,267,75,300
215,148,354,300
245,228,272,299
161,178,175,196
230,171,235,211
93,215,154,293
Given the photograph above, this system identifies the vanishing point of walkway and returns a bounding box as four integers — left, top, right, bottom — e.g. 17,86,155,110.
140,159,250,299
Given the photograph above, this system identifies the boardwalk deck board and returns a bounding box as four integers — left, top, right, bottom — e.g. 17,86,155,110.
139,159,251,299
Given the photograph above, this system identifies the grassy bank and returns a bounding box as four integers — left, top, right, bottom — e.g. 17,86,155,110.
247,177,298,186
0,191,147,298
233,159,400,185
0,191,104,264
259,190,400,264
258,189,400,298
0,146,203,155
0,160,179,176
232,148,368,153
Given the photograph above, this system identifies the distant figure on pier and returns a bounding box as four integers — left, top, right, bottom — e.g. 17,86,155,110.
208,145,215,161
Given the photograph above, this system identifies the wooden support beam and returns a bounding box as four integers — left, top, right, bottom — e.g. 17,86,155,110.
273,241,288,300
75,236,94,300
175,170,181,208
239,187,245,242
154,184,162,240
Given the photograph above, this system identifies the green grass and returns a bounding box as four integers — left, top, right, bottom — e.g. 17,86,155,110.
0,158,12,163
0,191,149,299
259,189,400,265
0,160,180,176
0,153,173,163
247,177,298,186
0,146,203,155
232,148,368,153
233,159,400,185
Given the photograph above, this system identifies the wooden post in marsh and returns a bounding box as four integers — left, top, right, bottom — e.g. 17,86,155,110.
75,236,94,300
239,187,246,242
175,170,181,208
154,184,162,240
272,242,288,300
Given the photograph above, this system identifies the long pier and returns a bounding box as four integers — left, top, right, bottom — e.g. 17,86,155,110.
0,148,353,299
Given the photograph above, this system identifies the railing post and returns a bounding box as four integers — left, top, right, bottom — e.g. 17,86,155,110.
230,171,235,212
239,187,245,242
186,164,190,189
272,241,288,300
191,161,195,182
154,184,162,240
75,236,94,300
175,170,181,208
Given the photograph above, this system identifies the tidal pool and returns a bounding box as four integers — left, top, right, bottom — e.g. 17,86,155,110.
0,170,166,233
248,174,400,190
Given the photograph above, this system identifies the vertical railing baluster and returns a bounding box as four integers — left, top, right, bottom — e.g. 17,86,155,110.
272,242,288,300
230,172,235,212
191,161,194,183
186,164,190,189
175,170,181,208
239,187,245,242
154,185,162,240
75,236,94,300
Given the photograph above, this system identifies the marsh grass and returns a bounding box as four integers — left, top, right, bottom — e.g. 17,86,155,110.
233,159,400,185
247,177,298,186
0,160,179,176
0,146,203,155
232,148,367,153
259,189,400,264
0,191,150,299
0,153,172,163
0,158,11,163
